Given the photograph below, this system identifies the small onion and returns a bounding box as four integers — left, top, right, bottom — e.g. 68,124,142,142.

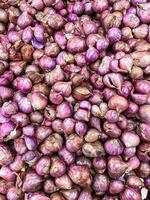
104,139,124,155
120,187,142,200
68,164,91,187
31,92,48,110
121,131,140,147
22,171,43,192
109,180,124,194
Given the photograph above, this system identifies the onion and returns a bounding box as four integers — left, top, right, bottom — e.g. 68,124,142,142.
108,156,128,178
104,139,124,155
109,180,124,194
93,174,109,195
68,164,91,187
108,95,128,113
139,105,150,124
120,187,142,200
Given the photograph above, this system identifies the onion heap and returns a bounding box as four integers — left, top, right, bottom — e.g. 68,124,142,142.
0,0,150,199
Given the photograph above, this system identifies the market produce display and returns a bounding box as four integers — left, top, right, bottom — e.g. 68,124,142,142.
0,0,150,199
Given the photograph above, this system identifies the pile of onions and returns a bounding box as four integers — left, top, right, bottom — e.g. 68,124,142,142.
0,0,150,199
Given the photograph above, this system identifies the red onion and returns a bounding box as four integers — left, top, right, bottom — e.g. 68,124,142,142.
0,144,14,165
93,157,106,174
137,123,150,142
52,119,63,134
82,141,105,157
22,26,34,43
75,121,88,137
137,3,150,23
9,155,24,172
104,138,124,155
48,14,65,30
61,188,80,200
108,95,128,112
78,189,92,200
49,156,66,178
30,111,43,124
31,92,48,110
86,47,99,63
56,101,73,119
11,112,29,127
29,194,50,200
92,0,108,13
137,142,150,162
35,156,51,176
127,175,144,188
22,171,43,192
121,131,140,148
109,180,124,194
68,164,91,187
137,162,150,178
93,174,109,195
105,110,120,123
14,138,27,155
58,147,75,165
145,176,150,190
50,192,65,200
55,174,72,189
103,73,123,90
63,118,75,135
39,56,56,71
66,133,83,152
7,186,22,200
0,86,14,99
39,133,63,155
0,166,16,181
120,187,142,200
53,81,72,97
103,121,121,138
67,36,87,54
108,156,128,178
139,105,150,124
123,147,136,161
